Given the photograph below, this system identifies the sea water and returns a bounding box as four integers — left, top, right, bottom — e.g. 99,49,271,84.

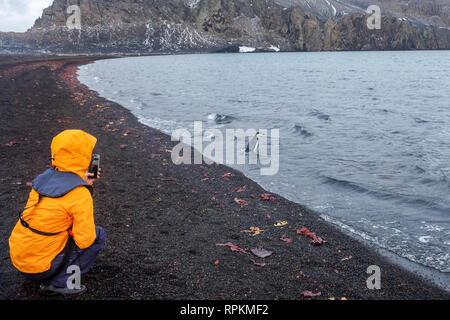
78,51,450,287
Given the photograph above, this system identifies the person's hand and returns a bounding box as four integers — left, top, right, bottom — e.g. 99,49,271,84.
85,168,101,185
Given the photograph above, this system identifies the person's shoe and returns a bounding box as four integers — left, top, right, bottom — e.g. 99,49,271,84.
39,283,87,296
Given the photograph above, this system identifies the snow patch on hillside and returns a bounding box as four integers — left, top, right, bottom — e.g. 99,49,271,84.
239,46,256,53
184,0,201,9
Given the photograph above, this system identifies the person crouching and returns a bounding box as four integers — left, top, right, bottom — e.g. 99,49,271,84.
9,130,107,296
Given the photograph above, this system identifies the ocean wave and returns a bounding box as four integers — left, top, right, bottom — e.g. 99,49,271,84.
137,115,178,134
322,175,449,213
293,124,313,137
228,98,249,104
320,214,450,273
322,176,372,194
207,113,236,124
414,117,429,124
309,110,331,121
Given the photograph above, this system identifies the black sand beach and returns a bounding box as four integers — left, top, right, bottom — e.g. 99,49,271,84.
0,56,449,300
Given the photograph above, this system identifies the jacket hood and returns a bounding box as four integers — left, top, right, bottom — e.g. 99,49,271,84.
51,130,97,179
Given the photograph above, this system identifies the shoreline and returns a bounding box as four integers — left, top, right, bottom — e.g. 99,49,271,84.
0,55,449,300
78,53,450,291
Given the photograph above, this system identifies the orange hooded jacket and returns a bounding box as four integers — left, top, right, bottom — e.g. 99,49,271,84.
9,130,98,274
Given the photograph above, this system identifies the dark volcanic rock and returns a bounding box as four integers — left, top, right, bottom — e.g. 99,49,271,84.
0,0,449,53
323,13,450,51
277,0,450,28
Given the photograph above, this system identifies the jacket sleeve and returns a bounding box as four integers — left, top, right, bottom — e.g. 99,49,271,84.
66,187,96,249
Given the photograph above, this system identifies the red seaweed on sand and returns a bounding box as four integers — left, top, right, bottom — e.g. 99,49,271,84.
301,291,322,298
296,227,327,246
259,193,275,201
216,242,247,254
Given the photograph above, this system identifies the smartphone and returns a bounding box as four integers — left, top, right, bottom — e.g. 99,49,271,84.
89,154,101,179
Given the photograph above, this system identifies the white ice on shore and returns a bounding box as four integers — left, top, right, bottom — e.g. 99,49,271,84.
268,45,280,52
239,46,256,53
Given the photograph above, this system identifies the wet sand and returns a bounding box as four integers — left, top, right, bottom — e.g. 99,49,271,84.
0,55,449,300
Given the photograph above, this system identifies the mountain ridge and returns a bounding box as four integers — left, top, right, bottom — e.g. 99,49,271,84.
1,0,449,54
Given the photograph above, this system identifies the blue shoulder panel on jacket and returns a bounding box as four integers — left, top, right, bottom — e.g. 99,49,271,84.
32,168,90,198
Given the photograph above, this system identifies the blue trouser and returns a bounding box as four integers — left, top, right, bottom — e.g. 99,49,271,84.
23,226,107,288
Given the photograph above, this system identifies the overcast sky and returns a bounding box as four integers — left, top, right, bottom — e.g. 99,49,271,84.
0,0,53,32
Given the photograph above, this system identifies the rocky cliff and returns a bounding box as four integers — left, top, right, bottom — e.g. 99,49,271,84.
276,0,449,28
1,0,449,54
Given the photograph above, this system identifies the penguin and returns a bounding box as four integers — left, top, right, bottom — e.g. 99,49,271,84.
246,131,263,153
